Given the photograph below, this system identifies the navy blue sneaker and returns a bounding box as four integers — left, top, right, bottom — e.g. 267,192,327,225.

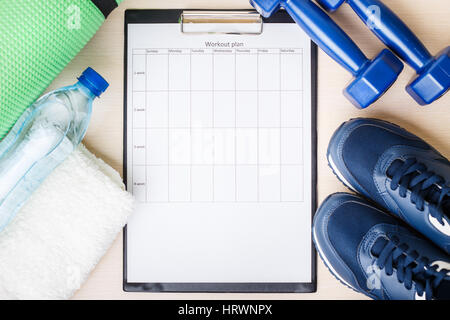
327,118,450,254
313,193,450,300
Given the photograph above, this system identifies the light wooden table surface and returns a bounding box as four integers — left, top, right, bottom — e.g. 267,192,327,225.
46,0,450,299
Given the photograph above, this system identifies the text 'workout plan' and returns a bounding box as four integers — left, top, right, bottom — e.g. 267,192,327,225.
126,23,314,287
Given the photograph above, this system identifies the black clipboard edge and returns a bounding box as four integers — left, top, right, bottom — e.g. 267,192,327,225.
123,9,318,294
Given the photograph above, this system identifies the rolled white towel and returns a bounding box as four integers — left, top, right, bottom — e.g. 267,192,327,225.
0,144,134,299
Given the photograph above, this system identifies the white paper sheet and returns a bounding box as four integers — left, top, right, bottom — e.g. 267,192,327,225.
126,23,313,284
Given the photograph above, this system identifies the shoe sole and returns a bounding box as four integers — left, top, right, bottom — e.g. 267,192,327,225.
326,120,358,193
321,121,369,297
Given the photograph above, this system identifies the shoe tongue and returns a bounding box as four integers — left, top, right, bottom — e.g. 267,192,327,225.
435,280,450,300
386,159,404,178
371,238,388,256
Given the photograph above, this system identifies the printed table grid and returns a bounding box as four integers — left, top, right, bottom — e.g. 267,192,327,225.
131,48,304,203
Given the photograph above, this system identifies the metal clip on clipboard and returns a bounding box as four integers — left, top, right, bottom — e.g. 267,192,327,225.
180,11,263,35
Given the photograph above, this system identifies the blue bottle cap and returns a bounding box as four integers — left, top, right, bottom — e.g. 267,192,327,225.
77,67,109,97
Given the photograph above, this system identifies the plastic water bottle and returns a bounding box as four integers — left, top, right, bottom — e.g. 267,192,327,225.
0,67,109,231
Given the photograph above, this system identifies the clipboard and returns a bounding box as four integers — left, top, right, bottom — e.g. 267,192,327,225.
123,9,318,293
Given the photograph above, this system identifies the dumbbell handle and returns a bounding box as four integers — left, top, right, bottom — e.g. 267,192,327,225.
283,0,368,76
346,0,432,72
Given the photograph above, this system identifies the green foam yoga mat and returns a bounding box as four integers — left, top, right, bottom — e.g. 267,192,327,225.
0,0,123,140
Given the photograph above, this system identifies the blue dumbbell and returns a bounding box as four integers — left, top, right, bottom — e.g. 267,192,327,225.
250,0,404,109
316,0,450,105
